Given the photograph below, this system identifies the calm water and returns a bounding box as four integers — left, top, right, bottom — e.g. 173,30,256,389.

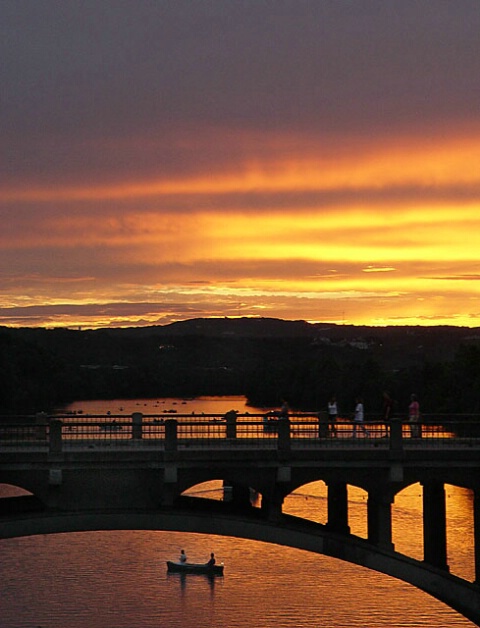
0,397,476,627
56,395,266,416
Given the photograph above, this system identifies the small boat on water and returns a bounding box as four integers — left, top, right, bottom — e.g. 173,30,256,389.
166,560,224,576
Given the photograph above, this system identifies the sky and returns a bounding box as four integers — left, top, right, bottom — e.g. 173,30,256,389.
2,0,480,329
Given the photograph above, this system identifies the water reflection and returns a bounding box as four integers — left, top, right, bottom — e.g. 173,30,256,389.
57,395,268,417
0,506,476,627
167,571,221,597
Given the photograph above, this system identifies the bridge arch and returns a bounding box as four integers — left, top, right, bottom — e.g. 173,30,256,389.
0,482,34,497
175,468,268,498
0,475,45,497
0,483,44,515
0,508,479,626
182,479,263,510
282,478,372,541
283,479,328,525
182,479,225,500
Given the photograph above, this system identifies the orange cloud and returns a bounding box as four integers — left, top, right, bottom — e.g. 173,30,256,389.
2,127,480,328
3,129,480,203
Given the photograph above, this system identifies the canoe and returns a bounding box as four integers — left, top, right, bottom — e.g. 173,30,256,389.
166,560,224,576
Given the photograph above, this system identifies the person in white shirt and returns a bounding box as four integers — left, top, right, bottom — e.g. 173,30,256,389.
327,396,338,437
353,396,369,437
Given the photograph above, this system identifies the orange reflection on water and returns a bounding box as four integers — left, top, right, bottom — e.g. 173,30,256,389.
284,480,474,582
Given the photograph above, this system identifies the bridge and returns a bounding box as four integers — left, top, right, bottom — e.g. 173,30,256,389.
1,411,480,625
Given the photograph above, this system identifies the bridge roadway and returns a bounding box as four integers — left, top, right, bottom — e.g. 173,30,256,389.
1,411,480,625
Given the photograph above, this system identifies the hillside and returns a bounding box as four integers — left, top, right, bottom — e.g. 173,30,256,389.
1,318,480,415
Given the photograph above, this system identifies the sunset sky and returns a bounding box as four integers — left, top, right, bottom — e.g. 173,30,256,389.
2,1,480,329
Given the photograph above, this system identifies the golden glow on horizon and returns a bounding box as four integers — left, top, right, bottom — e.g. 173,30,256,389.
3,130,480,329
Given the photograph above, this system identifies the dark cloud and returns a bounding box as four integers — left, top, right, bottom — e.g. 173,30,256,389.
2,1,480,184
432,275,480,281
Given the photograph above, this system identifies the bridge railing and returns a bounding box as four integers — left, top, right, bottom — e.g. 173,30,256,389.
0,423,47,449
1,412,480,453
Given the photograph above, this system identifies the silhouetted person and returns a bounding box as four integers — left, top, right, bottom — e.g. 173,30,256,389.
353,396,369,437
327,395,338,436
206,552,216,567
279,399,289,419
382,391,394,437
382,391,393,422
408,394,421,438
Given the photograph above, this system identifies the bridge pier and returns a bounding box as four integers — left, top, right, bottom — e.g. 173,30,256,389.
224,481,251,508
259,484,286,522
367,488,394,550
265,493,285,522
326,481,350,535
422,480,449,571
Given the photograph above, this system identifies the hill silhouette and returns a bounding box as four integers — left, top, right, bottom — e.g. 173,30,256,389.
1,318,480,416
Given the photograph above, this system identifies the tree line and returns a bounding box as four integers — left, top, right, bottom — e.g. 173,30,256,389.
0,322,479,418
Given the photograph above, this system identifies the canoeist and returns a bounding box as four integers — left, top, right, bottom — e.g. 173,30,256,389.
206,552,215,567
179,549,187,563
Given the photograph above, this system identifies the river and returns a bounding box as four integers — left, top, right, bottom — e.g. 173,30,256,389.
0,397,476,627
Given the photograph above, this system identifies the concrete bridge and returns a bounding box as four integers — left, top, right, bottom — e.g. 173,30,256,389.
1,411,480,625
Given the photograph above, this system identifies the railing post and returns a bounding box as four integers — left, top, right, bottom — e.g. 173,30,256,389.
317,411,329,438
48,419,63,454
165,419,178,452
132,412,143,440
277,417,291,453
35,412,48,441
225,410,237,439
389,417,403,454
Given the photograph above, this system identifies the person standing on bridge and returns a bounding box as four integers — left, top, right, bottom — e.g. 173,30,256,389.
327,395,338,437
279,399,289,419
382,391,394,437
408,394,421,438
352,396,369,438
382,391,394,422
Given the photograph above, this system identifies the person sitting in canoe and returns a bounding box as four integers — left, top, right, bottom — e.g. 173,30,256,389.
206,552,215,567
179,549,187,563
